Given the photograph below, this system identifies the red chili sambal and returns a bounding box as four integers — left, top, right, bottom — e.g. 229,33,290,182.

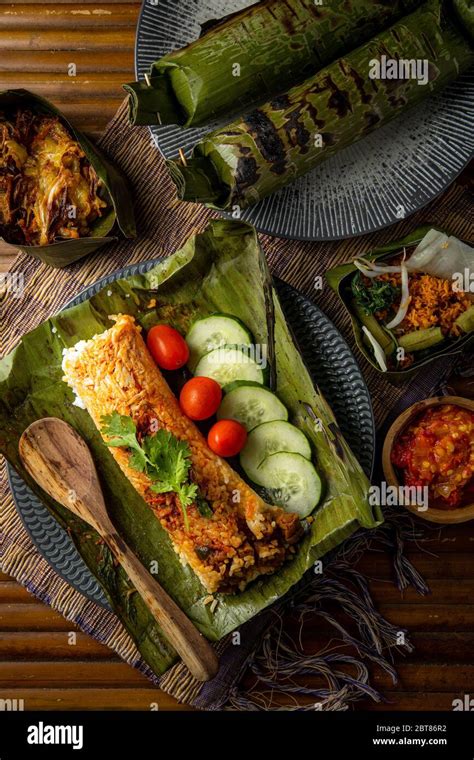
391,404,474,509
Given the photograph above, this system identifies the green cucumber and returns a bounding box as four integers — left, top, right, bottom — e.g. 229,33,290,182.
352,300,395,356
217,384,288,431
454,304,474,334
186,314,252,371
194,344,264,386
258,452,322,518
398,327,444,352
240,420,311,485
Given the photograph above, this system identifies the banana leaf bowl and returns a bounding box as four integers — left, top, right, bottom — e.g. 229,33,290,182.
0,89,136,268
325,226,474,383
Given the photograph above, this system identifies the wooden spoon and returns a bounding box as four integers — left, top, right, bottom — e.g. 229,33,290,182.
19,417,219,682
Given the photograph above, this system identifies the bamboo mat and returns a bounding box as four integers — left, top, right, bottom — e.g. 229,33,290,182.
1,99,473,708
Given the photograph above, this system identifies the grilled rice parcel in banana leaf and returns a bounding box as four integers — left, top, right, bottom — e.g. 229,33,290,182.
167,0,474,211
0,90,135,267
62,315,302,594
124,0,422,127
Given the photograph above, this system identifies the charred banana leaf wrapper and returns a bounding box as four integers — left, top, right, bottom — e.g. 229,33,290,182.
124,0,423,127
0,90,136,268
167,0,474,211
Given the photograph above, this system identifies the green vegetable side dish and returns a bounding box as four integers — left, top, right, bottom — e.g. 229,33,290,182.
0,89,136,268
166,0,474,211
0,219,381,680
326,226,474,381
352,272,400,316
101,412,201,531
124,0,424,127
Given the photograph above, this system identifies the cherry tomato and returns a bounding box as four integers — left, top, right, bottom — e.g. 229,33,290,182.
207,419,247,458
180,377,222,421
147,325,189,370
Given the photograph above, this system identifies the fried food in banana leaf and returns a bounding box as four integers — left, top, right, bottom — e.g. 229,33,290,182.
0,90,136,268
1,110,107,246
124,0,423,127
166,0,474,211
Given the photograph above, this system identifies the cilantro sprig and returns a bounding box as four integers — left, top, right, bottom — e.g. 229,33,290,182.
101,412,199,530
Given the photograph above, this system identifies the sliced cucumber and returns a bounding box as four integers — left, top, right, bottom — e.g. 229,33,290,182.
240,420,311,485
194,344,264,386
217,384,288,431
258,452,322,518
186,314,252,371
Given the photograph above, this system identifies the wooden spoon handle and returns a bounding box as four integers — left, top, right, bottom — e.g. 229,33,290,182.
106,531,219,682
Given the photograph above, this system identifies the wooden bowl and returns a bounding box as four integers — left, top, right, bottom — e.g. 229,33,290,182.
382,396,474,524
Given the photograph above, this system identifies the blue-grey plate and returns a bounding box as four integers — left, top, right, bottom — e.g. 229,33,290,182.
8,262,375,608
135,0,474,241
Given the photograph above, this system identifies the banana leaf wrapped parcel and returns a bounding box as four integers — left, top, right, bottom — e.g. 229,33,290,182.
167,0,474,211
0,90,136,268
0,220,382,677
124,0,423,127
326,226,474,382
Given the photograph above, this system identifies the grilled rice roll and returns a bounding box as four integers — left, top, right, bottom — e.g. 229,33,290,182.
166,0,474,210
124,0,423,127
62,315,303,595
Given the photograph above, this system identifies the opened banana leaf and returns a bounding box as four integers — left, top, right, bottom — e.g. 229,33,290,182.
0,90,136,268
0,220,381,678
124,0,423,127
326,225,474,383
167,0,474,211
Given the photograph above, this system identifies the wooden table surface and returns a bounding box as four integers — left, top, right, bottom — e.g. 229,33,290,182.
1,0,474,712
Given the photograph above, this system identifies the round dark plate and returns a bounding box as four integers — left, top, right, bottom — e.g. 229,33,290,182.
8,261,375,607
135,0,474,241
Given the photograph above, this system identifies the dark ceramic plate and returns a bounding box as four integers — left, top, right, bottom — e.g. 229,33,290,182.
9,261,375,608
135,0,474,241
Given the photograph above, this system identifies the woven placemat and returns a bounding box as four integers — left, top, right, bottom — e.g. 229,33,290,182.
1,100,473,708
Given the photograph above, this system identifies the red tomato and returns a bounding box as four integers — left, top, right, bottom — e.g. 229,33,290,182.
180,377,222,421
207,419,247,458
147,325,189,370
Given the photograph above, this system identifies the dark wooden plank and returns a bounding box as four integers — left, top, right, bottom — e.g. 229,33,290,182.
0,661,154,687
0,689,185,711
0,72,131,98
0,50,134,72
0,29,136,50
0,632,119,660
356,552,474,580
368,579,474,605
0,603,79,631
0,4,137,29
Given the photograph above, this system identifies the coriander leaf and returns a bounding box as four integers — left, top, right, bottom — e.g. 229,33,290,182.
101,412,146,466
178,482,198,509
144,430,192,486
129,448,148,473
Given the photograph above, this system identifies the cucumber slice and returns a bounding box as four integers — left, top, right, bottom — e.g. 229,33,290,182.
186,314,252,371
258,452,322,518
194,345,264,386
217,384,288,431
240,420,311,485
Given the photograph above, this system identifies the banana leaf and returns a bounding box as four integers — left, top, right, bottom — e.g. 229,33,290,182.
124,0,423,127
325,225,474,383
0,220,381,678
0,90,136,268
167,0,474,211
